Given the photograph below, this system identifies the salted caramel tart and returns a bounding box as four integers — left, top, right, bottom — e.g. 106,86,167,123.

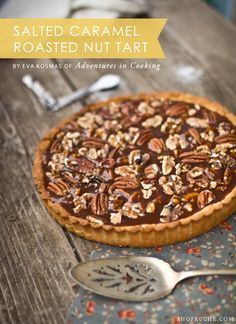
33,92,236,247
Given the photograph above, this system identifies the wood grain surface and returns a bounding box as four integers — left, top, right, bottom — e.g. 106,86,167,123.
0,0,236,323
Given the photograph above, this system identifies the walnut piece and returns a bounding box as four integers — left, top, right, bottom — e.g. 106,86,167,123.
122,202,144,218
186,117,209,128
114,165,138,177
142,115,163,128
162,156,175,175
137,101,155,116
110,210,123,225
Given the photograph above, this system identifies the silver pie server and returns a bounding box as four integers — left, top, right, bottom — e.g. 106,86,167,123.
22,74,121,112
70,256,236,302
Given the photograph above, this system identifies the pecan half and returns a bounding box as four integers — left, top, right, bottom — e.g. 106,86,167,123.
202,110,216,124
197,190,215,209
188,128,201,144
47,179,70,196
179,151,209,163
83,137,107,148
108,177,140,194
215,134,236,144
67,158,95,173
50,139,62,153
91,193,108,215
136,129,153,145
148,138,165,153
62,172,79,186
166,103,188,117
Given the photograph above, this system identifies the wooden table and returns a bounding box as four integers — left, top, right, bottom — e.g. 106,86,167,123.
0,1,236,323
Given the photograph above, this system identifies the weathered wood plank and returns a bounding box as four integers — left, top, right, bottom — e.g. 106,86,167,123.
0,100,78,324
152,0,236,90
0,59,98,265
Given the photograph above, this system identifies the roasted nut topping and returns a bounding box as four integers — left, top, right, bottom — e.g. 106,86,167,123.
144,164,159,179
62,172,80,186
47,179,70,196
188,128,201,144
160,196,183,222
159,175,183,195
186,117,209,128
114,165,137,177
122,202,144,218
110,210,123,225
166,103,188,117
197,190,215,209
137,101,155,116
218,122,232,135
66,158,95,173
50,139,63,153
108,177,140,194
148,138,165,153
83,137,107,148
91,193,108,215
142,115,163,128
136,129,153,145
215,134,236,144
73,195,87,213
162,156,175,175
180,151,209,164
203,110,216,124
44,97,236,226
166,134,188,151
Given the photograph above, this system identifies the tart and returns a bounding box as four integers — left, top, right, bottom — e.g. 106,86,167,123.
33,92,236,247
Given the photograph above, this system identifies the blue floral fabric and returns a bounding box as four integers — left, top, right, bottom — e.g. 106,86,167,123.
66,214,236,324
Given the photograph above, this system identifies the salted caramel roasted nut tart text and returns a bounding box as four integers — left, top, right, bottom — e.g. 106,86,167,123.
33,92,236,247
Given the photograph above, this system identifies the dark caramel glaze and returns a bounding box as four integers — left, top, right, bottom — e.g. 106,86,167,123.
42,99,236,226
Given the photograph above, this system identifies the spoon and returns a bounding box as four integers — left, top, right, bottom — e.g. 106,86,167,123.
70,256,236,302
22,74,121,112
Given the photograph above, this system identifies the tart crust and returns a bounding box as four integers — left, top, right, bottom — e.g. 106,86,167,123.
33,92,236,247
